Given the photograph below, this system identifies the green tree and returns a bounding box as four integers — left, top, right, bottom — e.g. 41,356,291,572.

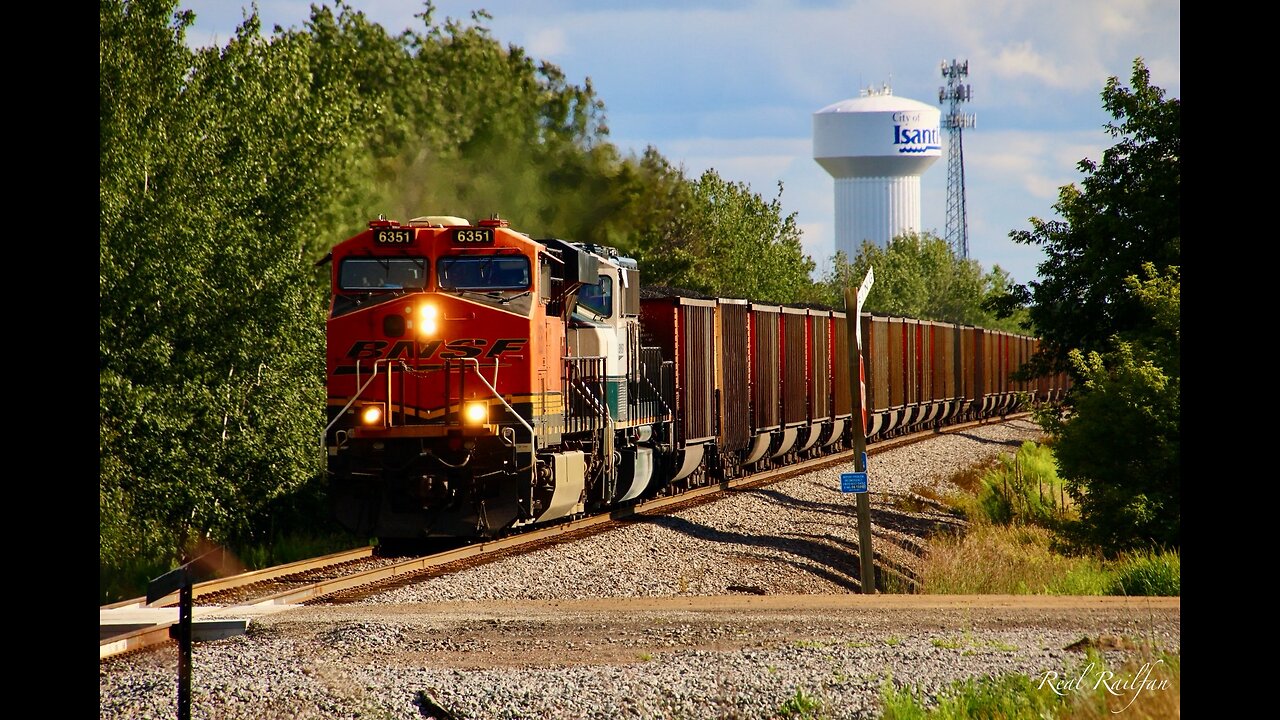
979,265,1032,332
1045,265,1180,553
641,170,816,303
1001,59,1181,554
318,3,616,243
988,58,1179,376
614,146,700,277
100,0,369,596
816,233,1025,330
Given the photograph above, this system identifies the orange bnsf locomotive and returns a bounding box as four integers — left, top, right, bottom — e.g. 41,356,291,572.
324,215,669,540
323,215,1068,542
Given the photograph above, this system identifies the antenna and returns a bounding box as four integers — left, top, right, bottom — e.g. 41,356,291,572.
939,59,976,259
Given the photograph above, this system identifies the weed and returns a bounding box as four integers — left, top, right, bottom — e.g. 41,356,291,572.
793,639,829,650
929,628,1016,653
776,686,828,719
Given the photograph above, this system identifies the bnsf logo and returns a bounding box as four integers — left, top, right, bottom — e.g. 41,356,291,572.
345,338,527,360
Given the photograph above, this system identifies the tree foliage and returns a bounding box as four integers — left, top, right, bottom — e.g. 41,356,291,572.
989,58,1179,377
1041,265,1180,553
100,0,371,583
638,172,815,303
816,233,1029,330
1007,59,1181,554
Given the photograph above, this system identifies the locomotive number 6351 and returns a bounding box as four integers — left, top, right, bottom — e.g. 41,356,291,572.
373,228,413,245
453,228,493,244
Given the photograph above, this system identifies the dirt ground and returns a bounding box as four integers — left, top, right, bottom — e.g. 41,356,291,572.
254,594,1182,669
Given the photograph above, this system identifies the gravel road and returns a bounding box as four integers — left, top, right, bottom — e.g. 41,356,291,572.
99,418,1181,719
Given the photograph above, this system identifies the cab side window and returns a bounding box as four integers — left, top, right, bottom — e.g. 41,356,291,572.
575,276,613,318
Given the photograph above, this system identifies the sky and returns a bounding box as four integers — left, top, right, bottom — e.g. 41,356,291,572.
179,0,1180,286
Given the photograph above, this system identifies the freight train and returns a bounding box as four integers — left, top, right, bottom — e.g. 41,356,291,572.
322,215,1067,542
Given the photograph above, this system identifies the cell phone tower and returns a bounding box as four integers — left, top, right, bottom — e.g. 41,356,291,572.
939,59,975,259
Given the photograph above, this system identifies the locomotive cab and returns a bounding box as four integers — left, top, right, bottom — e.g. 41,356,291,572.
324,216,671,543
547,240,669,507
324,215,576,540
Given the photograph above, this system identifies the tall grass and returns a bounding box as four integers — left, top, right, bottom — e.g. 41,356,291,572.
916,442,1180,596
956,441,1071,527
1106,550,1180,597
919,524,1111,595
234,532,369,571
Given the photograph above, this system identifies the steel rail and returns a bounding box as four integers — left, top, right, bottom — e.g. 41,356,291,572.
101,546,376,611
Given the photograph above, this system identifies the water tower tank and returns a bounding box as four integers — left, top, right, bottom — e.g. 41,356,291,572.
813,87,941,257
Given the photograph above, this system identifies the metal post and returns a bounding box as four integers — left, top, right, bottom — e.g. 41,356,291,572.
148,564,194,720
177,580,192,720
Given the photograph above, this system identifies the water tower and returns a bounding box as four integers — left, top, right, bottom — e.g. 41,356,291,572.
813,84,942,258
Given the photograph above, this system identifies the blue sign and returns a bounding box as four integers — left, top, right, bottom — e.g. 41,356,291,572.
840,472,868,493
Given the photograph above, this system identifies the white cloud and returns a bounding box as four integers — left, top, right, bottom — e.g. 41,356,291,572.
986,42,1073,88
525,27,568,58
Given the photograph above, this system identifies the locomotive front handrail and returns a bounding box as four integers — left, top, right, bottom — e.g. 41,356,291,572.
455,357,535,439
566,375,615,429
320,359,386,448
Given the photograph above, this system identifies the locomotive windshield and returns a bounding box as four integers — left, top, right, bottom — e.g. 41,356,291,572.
438,255,530,290
340,257,428,291
575,276,613,318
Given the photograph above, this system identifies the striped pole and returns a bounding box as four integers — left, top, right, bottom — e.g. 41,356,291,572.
860,348,867,436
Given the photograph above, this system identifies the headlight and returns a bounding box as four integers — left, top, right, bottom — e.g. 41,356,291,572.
359,403,385,427
463,401,487,426
418,303,438,336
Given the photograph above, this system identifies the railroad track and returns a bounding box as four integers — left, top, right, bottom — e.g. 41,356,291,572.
100,412,1027,661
